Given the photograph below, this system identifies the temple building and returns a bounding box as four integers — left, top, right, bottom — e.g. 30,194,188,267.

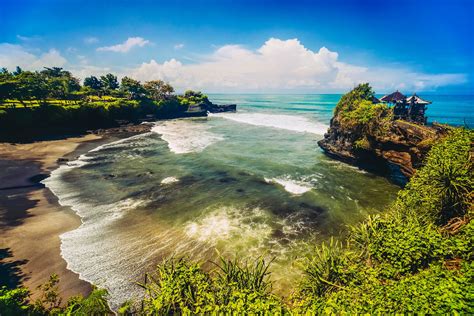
379,91,431,125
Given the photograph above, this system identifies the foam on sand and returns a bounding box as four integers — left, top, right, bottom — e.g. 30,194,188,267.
152,120,224,154
210,112,328,135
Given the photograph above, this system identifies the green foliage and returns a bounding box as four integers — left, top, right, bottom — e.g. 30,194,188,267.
179,90,210,106
339,100,390,128
143,80,174,101
62,288,111,315
0,66,202,140
139,258,216,314
0,276,111,316
100,73,119,91
396,128,473,223
299,261,474,314
297,239,356,297
351,213,445,278
139,257,285,314
213,256,272,294
120,76,145,100
354,136,370,150
333,83,393,138
334,82,375,114
0,286,31,315
33,273,62,314
83,76,103,91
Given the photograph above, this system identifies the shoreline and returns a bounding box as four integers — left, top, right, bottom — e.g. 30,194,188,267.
0,124,152,301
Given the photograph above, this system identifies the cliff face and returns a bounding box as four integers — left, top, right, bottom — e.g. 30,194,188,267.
318,85,448,183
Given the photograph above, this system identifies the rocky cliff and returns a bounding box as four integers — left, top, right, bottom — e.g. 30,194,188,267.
318,84,449,183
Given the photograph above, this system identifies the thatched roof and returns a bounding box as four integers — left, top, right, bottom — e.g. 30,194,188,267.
380,90,407,103
406,94,431,105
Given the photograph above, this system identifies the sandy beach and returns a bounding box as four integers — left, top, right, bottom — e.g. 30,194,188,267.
0,134,103,300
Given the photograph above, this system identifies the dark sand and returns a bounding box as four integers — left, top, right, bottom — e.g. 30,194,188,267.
0,134,105,300
0,124,153,301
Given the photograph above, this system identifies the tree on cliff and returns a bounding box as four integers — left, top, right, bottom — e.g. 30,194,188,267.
100,73,120,92
121,76,145,100
83,76,103,91
143,80,174,101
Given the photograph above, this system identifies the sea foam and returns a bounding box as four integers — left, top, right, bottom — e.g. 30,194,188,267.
152,120,223,154
209,112,328,135
161,177,179,184
265,177,313,195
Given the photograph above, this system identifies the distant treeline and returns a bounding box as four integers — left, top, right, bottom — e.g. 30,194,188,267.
0,66,210,141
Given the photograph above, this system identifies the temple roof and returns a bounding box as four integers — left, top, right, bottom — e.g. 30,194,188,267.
371,96,381,104
380,90,406,103
406,94,432,105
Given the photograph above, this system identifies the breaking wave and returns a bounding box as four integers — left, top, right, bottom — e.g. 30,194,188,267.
209,112,328,135
264,177,313,195
152,120,224,154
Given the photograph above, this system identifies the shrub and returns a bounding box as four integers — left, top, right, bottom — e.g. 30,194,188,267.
139,258,216,314
0,286,30,315
139,257,286,314
63,288,111,315
351,213,445,278
396,128,473,223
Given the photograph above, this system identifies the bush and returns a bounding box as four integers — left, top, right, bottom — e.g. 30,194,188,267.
302,262,473,314
0,286,31,315
396,128,473,223
351,213,445,278
139,258,215,314
63,288,111,315
139,257,286,314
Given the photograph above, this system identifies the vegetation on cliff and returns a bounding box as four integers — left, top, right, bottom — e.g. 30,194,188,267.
0,67,212,141
2,127,472,314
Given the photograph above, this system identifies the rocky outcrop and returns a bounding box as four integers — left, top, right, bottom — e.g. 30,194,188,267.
318,117,449,183
200,102,237,113
185,103,237,116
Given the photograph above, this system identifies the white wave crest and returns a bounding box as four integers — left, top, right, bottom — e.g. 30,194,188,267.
152,120,224,154
184,206,272,246
210,112,328,134
89,132,152,153
265,177,312,195
161,177,179,184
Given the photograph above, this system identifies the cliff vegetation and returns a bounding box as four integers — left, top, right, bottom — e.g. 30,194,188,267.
0,67,221,142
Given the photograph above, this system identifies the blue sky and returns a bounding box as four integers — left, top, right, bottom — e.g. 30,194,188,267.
1,0,473,93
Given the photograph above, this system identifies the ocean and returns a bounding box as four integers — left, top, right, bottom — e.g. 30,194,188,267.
42,94,473,307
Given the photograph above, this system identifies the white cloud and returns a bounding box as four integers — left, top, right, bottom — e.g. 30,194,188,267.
97,37,150,53
129,38,466,92
84,37,99,44
0,44,67,70
174,43,185,50
16,35,41,42
0,38,465,93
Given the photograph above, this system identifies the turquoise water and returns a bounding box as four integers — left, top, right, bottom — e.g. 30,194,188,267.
43,94,472,307
209,94,474,126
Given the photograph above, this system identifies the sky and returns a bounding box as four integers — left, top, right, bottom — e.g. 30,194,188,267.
0,0,473,93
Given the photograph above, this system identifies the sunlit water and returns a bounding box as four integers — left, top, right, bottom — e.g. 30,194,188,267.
43,94,472,307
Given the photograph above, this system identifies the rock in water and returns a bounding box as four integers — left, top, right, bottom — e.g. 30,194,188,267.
318,84,449,183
